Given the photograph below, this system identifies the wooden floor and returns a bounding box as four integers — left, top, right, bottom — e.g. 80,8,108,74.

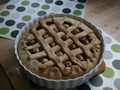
85,0,120,41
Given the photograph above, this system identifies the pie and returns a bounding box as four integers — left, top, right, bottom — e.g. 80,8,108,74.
18,15,102,80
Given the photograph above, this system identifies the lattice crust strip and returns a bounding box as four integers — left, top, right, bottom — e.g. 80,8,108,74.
20,16,101,79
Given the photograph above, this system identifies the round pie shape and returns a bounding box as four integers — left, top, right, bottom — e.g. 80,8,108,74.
18,14,102,80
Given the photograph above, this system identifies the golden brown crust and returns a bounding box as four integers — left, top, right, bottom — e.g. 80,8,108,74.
19,15,101,79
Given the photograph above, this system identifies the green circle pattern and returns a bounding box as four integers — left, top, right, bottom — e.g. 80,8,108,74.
73,10,82,16
103,87,113,90
0,27,9,35
0,11,10,16
111,44,120,53
76,4,84,9
41,4,50,10
22,15,31,21
21,0,29,6
103,67,114,78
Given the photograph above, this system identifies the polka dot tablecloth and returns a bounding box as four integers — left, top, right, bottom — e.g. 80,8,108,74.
0,0,120,90
0,0,86,39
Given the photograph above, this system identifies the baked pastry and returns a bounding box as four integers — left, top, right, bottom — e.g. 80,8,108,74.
18,15,102,80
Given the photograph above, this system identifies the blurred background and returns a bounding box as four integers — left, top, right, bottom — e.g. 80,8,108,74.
85,0,120,42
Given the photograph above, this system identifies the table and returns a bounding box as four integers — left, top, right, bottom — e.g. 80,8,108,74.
0,0,120,90
85,0,120,41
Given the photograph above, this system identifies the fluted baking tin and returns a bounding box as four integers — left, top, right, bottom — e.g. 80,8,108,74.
15,14,104,90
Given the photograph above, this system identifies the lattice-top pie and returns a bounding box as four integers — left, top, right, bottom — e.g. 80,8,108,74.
18,15,102,80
